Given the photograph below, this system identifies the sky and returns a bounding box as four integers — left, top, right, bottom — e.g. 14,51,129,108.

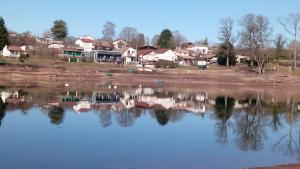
0,0,299,43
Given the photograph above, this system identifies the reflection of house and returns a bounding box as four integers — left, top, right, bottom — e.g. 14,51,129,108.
137,96,175,109
2,45,26,57
73,101,92,113
92,92,122,104
1,91,19,103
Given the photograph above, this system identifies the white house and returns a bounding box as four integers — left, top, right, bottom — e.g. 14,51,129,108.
139,50,157,62
113,39,128,49
155,49,177,62
116,47,138,64
75,36,94,52
48,40,64,49
187,46,209,55
2,45,26,57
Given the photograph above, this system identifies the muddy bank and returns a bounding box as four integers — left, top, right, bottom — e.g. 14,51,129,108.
0,62,300,89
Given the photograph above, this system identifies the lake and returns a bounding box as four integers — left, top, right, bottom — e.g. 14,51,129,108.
0,86,300,169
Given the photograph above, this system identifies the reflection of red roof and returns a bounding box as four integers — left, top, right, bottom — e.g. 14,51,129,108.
76,108,91,113
8,46,24,52
80,38,94,43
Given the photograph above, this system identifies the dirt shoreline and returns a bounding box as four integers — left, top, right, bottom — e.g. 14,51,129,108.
249,164,300,169
1,62,300,90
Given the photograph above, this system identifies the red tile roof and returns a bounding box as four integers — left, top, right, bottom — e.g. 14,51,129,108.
155,48,170,54
138,49,154,56
80,38,94,43
8,46,24,52
63,46,83,52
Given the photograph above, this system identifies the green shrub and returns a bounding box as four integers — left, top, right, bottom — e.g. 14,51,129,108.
155,59,177,68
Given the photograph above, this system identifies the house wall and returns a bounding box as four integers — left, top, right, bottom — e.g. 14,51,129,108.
48,43,64,49
188,46,209,54
156,50,177,62
75,40,93,52
2,46,11,57
2,46,22,58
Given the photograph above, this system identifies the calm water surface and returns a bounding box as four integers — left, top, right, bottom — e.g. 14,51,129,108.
0,86,300,169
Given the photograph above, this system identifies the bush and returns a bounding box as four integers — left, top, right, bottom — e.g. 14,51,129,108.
19,54,30,62
155,59,177,68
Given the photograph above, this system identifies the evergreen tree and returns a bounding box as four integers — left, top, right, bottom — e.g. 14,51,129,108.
217,42,236,66
51,20,68,40
157,29,174,48
0,17,9,50
203,37,208,45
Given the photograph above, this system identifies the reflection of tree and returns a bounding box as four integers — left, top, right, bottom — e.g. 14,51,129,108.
214,97,235,145
234,95,267,151
0,98,6,127
155,109,169,126
273,100,300,156
48,107,65,125
116,110,136,127
99,111,112,128
270,104,282,132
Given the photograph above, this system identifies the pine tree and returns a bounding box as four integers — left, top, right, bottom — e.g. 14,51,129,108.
51,20,68,40
157,29,174,48
0,17,9,50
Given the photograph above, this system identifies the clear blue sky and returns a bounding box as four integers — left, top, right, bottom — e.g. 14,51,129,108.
0,0,299,43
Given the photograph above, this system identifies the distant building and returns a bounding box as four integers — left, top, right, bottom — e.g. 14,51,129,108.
62,46,83,62
113,39,128,49
75,36,94,52
116,47,137,64
175,49,196,66
2,45,26,57
187,46,209,55
94,40,113,51
48,40,64,49
155,48,177,62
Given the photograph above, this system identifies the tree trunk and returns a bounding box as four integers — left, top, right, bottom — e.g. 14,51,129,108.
226,56,229,68
257,63,263,74
294,33,297,68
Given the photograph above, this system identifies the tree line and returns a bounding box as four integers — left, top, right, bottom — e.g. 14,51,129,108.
1,12,300,73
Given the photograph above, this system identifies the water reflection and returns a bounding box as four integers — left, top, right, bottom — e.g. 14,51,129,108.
1,87,300,159
0,98,6,126
48,107,65,125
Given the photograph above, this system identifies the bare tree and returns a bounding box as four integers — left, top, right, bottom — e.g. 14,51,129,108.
219,17,238,67
172,31,187,48
102,21,116,41
279,13,300,68
240,14,272,74
119,27,138,46
151,34,159,47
